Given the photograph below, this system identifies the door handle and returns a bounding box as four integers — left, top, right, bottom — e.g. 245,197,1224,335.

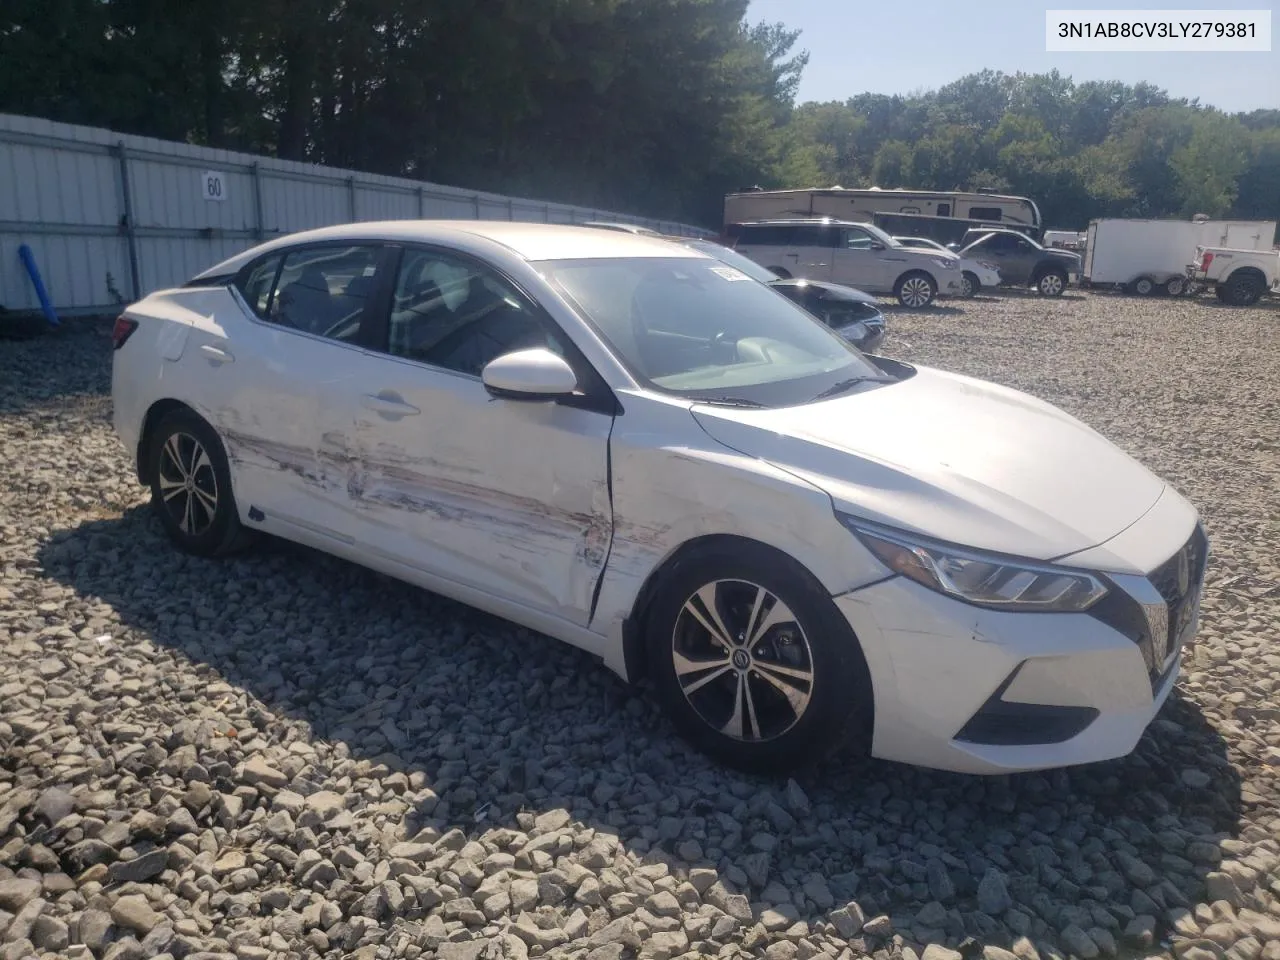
786,253,799,260
200,343,234,364
361,392,421,419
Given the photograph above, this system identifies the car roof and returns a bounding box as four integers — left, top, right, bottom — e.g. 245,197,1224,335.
739,218,866,227
193,220,702,280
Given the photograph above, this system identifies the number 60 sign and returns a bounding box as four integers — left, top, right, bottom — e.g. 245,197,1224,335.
201,171,227,201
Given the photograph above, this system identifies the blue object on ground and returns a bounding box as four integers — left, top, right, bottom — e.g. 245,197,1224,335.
18,244,60,328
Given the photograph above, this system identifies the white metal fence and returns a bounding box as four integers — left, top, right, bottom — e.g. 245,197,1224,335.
0,113,713,316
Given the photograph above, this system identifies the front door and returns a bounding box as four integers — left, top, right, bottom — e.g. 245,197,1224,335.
321,245,616,626
831,226,899,292
975,233,1035,285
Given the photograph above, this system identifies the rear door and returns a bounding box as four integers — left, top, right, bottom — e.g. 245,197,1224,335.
182,242,396,538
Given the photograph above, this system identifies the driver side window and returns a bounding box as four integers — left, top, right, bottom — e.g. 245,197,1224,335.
842,228,875,250
265,245,384,344
386,248,563,377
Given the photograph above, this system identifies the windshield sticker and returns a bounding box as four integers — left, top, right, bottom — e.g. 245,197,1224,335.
709,265,752,282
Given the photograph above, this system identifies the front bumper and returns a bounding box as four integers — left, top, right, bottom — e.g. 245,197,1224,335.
836,526,1204,774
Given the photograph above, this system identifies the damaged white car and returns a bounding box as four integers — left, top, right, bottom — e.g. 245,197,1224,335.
111,222,1207,774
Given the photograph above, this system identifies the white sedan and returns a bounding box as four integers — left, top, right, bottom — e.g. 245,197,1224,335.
111,221,1206,774
895,236,1002,297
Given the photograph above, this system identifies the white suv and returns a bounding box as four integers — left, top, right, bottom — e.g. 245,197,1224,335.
733,218,964,308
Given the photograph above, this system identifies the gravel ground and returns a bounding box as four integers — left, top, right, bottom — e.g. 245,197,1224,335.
1,290,1278,960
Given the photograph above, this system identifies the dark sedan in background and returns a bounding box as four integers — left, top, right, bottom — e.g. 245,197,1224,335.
675,238,886,352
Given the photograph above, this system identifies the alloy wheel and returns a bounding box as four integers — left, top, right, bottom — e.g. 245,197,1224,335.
959,274,975,298
900,277,933,308
157,432,219,536
671,579,815,742
1039,273,1065,296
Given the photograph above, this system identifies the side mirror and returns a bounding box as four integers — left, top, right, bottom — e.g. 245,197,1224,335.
481,348,578,401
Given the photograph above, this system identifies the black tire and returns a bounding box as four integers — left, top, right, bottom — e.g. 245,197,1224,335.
146,408,254,557
644,542,873,774
1222,270,1264,307
959,271,979,298
1163,277,1187,297
1130,276,1155,296
1215,284,1230,303
894,271,936,308
768,266,792,279
1035,268,1068,297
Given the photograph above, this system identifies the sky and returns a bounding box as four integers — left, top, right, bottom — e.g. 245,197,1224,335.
747,0,1279,113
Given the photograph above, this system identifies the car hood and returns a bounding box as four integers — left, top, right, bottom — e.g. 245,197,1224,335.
770,278,879,305
691,365,1166,560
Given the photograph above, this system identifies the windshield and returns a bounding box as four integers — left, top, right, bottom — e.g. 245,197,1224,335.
860,222,902,248
682,240,781,284
541,256,885,406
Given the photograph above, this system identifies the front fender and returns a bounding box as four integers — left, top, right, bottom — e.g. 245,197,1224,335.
589,398,885,678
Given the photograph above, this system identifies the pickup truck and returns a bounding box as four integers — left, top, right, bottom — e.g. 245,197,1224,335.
1188,246,1280,306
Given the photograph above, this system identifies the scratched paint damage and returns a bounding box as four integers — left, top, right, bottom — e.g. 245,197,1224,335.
218,414,613,618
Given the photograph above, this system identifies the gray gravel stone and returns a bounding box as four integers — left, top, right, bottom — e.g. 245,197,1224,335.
3,306,1279,960
0,878,41,912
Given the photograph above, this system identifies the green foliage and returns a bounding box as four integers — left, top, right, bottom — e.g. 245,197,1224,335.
768,72,1278,228
0,2,1276,228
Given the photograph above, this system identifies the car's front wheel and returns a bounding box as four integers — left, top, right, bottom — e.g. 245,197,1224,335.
1036,268,1068,297
146,408,254,557
645,543,873,773
895,271,937,308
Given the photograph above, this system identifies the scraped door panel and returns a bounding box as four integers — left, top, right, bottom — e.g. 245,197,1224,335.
323,354,615,625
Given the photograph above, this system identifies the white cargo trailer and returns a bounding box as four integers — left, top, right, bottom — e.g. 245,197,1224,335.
1084,218,1277,295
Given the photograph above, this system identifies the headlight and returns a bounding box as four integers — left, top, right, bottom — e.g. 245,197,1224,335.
931,257,958,270
840,517,1108,612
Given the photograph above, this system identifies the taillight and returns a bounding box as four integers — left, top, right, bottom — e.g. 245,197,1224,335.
112,315,138,350
1200,251,1214,272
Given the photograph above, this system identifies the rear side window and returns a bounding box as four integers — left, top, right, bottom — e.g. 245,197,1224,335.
968,207,1003,221
739,225,794,246
248,245,387,344
237,255,283,317
791,225,839,248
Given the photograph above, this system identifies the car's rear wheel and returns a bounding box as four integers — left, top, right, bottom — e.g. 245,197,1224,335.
147,409,253,557
895,271,937,308
645,543,873,774
1036,268,1068,297
1222,270,1265,307
959,271,978,298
